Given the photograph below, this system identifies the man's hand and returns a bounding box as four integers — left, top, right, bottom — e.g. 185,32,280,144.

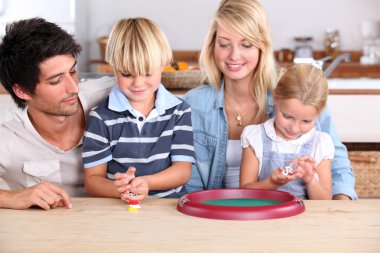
2,182,72,210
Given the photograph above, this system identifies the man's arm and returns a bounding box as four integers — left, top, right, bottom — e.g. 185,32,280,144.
0,182,72,210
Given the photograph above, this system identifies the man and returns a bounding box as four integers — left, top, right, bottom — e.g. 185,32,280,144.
0,18,115,209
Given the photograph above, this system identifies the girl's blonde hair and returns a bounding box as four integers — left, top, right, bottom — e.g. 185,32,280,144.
105,17,172,75
200,0,279,120
274,64,328,113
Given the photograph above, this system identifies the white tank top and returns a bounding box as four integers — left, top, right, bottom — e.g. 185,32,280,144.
223,140,242,188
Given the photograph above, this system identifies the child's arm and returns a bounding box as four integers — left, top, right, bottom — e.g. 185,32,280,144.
240,147,260,188
300,158,332,199
84,163,120,198
240,147,303,190
137,161,192,191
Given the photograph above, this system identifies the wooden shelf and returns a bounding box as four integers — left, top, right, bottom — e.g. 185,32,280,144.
90,50,380,78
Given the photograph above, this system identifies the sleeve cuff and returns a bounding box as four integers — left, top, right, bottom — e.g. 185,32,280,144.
333,183,358,200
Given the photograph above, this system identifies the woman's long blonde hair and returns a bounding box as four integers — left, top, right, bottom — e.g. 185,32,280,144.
274,64,328,113
200,0,278,120
105,17,172,76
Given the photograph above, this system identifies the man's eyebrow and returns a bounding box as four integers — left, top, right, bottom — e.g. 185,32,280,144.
45,60,77,81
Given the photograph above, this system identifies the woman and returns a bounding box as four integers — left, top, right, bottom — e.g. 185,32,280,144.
183,0,357,200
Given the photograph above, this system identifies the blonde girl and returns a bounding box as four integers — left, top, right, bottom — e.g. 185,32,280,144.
240,64,333,199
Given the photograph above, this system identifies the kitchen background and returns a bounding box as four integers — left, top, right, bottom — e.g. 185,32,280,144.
0,0,379,71
0,0,380,198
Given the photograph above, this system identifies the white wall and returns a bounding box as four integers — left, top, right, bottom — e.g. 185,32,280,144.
1,0,379,71
84,0,380,65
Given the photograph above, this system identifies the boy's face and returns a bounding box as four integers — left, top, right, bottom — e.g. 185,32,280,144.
21,54,80,117
115,68,162,109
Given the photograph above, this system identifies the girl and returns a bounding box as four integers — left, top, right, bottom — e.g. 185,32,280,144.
240,64,334,199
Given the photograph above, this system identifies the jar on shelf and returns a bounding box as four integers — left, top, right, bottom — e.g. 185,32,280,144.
324,28,340,59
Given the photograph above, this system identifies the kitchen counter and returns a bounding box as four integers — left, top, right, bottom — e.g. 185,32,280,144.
1,198,379,253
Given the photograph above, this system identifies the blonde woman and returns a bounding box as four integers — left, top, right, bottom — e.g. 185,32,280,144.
240,64,333,199
82,18,194,202
183,0,356,200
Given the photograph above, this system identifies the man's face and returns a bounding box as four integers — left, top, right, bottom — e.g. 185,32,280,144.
27,54,80,116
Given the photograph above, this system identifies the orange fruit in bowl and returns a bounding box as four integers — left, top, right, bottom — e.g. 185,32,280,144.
164,66,176,72
177,61,189,71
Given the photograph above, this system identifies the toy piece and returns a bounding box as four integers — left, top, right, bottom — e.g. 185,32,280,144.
127,193,141,212
282,165,293,175
129,200,141,209
128,207,139,212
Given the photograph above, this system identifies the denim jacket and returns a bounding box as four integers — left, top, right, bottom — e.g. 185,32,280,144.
183,82,358,199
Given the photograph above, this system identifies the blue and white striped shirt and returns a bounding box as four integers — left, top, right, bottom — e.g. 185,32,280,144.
82,84,195,197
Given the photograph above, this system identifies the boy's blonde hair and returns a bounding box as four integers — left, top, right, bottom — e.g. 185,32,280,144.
200,0,278,121
105,17,172,75
274,64,328,113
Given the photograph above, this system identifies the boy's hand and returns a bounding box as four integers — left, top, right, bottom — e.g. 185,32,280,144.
121,177,149,202
114,167,136,196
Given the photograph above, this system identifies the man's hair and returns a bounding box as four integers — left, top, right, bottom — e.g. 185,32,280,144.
0,18,82,108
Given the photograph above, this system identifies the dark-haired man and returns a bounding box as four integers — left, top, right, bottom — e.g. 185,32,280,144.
0,18,115,209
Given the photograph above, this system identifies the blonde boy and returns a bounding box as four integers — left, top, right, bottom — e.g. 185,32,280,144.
82,18,194,202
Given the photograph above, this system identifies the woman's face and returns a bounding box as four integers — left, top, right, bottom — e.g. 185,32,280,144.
214,26,260,84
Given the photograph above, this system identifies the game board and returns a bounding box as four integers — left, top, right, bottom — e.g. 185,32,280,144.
177,188,305,220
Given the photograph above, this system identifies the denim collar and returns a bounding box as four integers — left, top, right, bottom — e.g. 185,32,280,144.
108,84,181,116
214,80,225,110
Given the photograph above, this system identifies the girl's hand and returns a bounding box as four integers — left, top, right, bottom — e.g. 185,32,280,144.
299,157,317,184
121,177,149,203
270,167,302,186
291,156,317,184
114,167,136,196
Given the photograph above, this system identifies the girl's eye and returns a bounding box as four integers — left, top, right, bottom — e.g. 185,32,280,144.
303,120,312,124
70,69,77,75
242,44,252,49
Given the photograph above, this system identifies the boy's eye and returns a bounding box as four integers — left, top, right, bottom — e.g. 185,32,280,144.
120,72,131,77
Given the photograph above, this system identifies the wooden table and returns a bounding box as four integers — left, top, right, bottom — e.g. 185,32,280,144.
1,198,379,253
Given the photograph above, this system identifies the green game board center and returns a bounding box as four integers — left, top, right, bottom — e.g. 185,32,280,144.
202,198,283,207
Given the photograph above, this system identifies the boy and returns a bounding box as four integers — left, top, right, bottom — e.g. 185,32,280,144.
82,18,194,202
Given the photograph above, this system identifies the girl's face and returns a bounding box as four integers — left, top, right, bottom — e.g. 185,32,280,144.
214,26,260,84
115,68,162,109
274,98,319,140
